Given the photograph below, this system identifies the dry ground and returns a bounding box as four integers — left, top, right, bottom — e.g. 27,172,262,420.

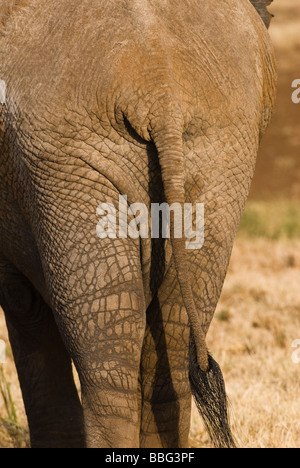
1,0,300,449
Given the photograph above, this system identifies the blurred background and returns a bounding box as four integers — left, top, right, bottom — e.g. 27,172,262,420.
1,0,300,448
240,0,300,237
251,0,300,202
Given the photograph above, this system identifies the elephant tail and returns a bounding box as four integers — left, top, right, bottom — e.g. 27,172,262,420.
152,127,236,449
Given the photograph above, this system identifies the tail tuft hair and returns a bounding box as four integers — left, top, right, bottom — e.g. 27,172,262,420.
189,336,236,448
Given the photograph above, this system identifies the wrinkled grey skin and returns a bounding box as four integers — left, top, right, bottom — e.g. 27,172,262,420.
0,0,276,448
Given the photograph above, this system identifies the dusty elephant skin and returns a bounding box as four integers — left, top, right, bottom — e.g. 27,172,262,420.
0,0,276,448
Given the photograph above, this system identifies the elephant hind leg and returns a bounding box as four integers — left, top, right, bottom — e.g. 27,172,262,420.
0,259,84,448
140,290,191,448
69,286,146,449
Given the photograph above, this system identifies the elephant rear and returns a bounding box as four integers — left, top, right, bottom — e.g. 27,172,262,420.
0,0,276,448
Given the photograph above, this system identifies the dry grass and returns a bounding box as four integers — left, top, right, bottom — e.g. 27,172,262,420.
238,200,300,239
0,334,28,448
190,238,300,448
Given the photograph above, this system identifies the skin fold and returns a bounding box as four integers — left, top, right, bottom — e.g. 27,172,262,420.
0,0,276,448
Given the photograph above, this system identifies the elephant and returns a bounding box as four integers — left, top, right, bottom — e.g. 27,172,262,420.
0,0,276,448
